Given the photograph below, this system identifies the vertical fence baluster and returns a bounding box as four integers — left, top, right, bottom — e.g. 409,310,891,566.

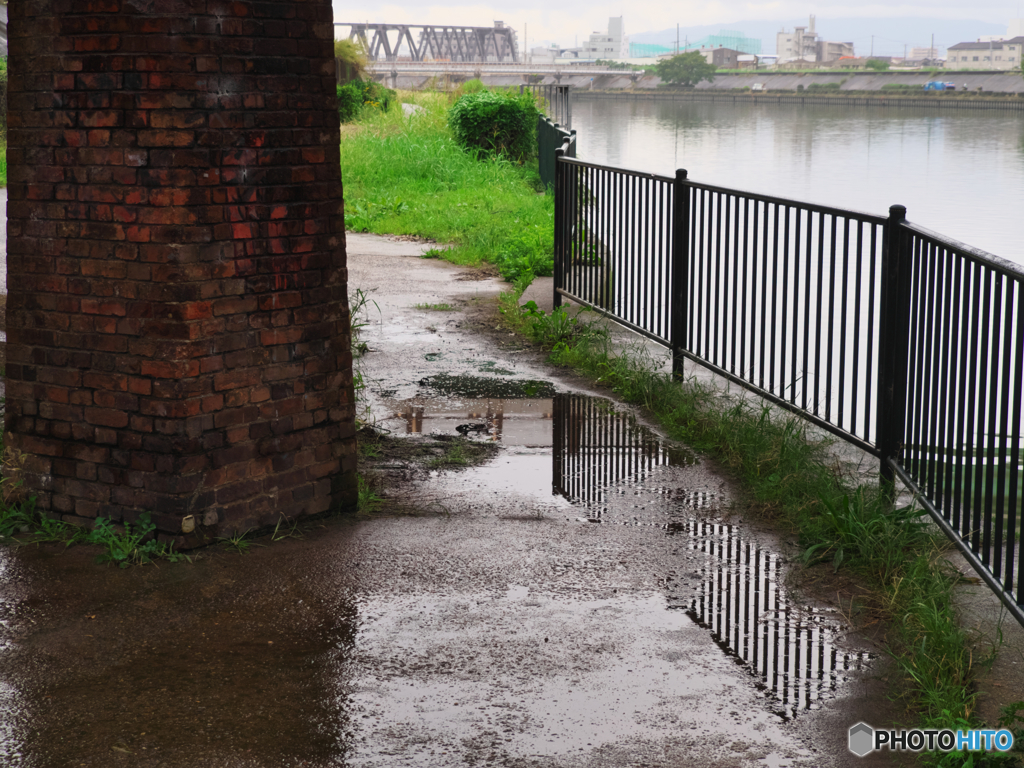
983,273,1003,567
993,280,1014,585
970,269,992,558
553,146,565,308
825,215,838,422
788,208,798,406
838,218,850,431
672,170,690,379
783,206,793,403
878,205,910,487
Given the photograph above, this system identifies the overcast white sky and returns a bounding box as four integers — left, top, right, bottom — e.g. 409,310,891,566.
331,1,1021,47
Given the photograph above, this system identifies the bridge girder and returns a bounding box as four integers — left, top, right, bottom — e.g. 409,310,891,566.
336,23,519,63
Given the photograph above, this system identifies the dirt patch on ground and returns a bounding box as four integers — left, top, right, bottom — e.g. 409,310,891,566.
356,426,501,510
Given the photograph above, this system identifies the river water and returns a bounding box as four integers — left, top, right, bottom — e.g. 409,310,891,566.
571,98,1024,267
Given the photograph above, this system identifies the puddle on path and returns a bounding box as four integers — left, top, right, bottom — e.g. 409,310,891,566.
376,384,873,726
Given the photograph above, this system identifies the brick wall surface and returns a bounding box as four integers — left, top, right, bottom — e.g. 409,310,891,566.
5,0,358,543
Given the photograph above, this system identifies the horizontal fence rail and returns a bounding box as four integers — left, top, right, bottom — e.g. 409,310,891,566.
553,151,1024,626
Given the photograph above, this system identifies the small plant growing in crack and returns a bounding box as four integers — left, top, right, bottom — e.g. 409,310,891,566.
430,444,470,468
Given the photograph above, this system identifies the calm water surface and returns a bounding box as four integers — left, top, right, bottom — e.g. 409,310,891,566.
572,99,1024,266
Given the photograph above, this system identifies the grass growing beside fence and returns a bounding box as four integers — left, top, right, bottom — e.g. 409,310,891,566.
338,90,554,283
500,298,1023,766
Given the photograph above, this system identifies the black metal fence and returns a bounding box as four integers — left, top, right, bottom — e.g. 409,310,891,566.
552,145,1024,627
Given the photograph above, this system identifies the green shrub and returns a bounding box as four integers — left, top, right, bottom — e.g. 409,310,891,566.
337,78,397,123
881,83,916,91
447,89,540,163
460,78,487,94
355,79,397,112
493,225,553,285
337,82,363,123
806,82,841,91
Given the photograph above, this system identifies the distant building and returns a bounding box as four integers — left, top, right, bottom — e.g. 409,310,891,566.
946,37,1023,70
697,46,744,69
776,15,854,64
909,46,938,60
531,44,581,62
582,16,628,59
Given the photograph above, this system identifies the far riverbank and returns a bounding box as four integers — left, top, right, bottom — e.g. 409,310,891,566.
575,88,1024,112
386,69,1024,111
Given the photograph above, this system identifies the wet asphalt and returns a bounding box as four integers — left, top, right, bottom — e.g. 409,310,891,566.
0,233,913,767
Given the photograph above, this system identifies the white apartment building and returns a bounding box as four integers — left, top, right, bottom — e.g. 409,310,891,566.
582,16,628,59
946,37,1023,70
776,15,854,63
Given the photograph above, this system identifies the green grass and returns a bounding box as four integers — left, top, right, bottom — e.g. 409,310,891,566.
501,298,1022,766
414,302,455,311
429,443,470,469
339,91,553,278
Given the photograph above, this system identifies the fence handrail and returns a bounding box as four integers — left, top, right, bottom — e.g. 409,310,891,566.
900,220,1024,280
557,155,891,226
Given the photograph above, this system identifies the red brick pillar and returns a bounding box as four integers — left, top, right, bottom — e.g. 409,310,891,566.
5,1,358,542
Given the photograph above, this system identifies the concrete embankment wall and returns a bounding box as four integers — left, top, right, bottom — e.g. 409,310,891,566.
574,88,1024,112
389,69,1024,110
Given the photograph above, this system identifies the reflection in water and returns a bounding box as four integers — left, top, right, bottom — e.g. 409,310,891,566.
553,394,693,514
386,389,871,718
0,546,361,767
669,519,872,720
395,397,553,444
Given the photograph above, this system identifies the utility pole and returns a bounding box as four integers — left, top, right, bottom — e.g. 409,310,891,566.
676,23,679,55
931,33,934,61
870,34,874,57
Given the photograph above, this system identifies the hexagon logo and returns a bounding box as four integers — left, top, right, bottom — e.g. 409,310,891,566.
849,722,874,757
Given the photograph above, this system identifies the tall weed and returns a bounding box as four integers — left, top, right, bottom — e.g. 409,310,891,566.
338,92,552,272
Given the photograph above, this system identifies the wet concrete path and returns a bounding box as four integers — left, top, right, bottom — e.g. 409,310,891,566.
0,234,908,767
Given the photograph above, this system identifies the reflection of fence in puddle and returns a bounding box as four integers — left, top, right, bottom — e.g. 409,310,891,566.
552,394,690,513
669,519,872,720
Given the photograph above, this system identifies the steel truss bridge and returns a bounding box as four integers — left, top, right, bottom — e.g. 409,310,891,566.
335,23,519,63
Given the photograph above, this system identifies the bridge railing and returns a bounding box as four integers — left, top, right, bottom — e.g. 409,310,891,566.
553,153,1024,626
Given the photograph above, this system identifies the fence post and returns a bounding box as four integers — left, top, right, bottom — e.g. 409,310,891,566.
877,204,910,489
671,169,690,380
553,144,565,309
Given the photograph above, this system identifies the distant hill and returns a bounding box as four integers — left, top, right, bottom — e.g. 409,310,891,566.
629,17,1008,57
